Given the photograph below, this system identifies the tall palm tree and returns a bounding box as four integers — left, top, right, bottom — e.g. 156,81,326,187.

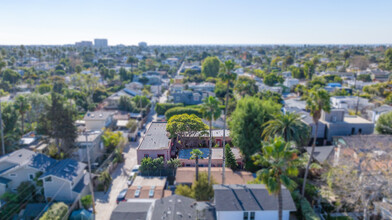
201,96,221,184
190,149,203,182
252,137,300,220
218,60,236,184
262,112,310,146
14,96,31,135
302,88,331,197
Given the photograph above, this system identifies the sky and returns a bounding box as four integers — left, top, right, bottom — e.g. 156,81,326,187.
1,0,392,45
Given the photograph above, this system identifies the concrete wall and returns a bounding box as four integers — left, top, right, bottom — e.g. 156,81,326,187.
216,210,290,220
309,121,326,139
326,122,374,141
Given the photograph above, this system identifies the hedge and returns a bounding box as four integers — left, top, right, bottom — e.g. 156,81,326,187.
39,202,68,220
155,103,184,115
300,198,320,220
165,107,202,120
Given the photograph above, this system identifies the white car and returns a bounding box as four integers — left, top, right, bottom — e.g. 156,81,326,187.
127,165,141,186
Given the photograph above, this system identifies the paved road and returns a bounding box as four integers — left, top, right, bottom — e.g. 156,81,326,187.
94,140,139,220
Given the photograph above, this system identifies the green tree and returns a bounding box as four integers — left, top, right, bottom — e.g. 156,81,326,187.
252,137,300,220
101,129,124,151
262,112,310,146
17,181,36,202
375,111,392,134
264,73,283,86
164,107,202,120
229,97,281,166
166,114,208,148
357,74,372,82
118,96,137,112
302,88,331,197
39,202,68,220
167,158,181,176
75,65,82,73
14,95,31,135
175,184,193,198
384,48,392,70
218,60,236,184
202,56,220,78
126,119,138,133
2,69,21,84
192,172,214,201
234,76,258,97
225,144,238,170
201,96,221,184
190,149,203,181
99,171,112,192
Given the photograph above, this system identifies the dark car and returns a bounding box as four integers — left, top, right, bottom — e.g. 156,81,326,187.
116,189,128,204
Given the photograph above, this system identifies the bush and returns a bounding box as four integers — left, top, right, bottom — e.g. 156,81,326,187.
192,172,214,201
295,178,320,199
81,195,92,209
39,202,68,220
175,184,193,198
155,103,183,115
165,107,202,120
300,198,320,220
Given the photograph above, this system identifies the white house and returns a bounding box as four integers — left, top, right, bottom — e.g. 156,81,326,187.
74,130,104,163
330,96,374,111
83,111,115,130
367,105,392,122
283,78,299,89
213,184,296,220
0,149,56,194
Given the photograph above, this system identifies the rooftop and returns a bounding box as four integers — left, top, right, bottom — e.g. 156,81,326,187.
40,159,86,182
132,176,167,187
138,122,170,150
343,115,373,124
83,111,114,121
0,149,56,174
213,184,296,212
110,201,153,220
175,167,253,185
125,185,172,200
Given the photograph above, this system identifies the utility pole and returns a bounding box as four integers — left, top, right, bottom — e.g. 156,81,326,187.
84,130,96,215
0,100,4,155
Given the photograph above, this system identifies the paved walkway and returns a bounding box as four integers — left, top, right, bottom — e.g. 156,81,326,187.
94,140,139,220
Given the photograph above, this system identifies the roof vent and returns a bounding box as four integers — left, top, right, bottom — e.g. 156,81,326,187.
135,186,141,197
149,186,155,197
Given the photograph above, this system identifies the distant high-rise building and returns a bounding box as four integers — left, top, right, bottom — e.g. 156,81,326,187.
94,39,108,47
138,42,147,48
75,41,93,47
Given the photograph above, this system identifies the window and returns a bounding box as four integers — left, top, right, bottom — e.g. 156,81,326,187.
351,128,355,135
250,212,255,220
144,154,149,158
45,177,52,182
243,212,249,220
29,174,34,180
9,173,16,177
358,128,362,134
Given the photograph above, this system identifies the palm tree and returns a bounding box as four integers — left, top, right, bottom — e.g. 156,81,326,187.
190,149,203,182
201,96,221,184
14,96,31,135
252,137,300,220
262,112,310,146
218,60,236,184
302,88,331,197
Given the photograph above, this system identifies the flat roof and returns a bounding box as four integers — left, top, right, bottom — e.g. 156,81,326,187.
344,116,373,124
175,167,253,185
138,122,170,150
132,176,167,187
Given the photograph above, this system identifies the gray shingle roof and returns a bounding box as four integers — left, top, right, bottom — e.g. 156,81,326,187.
151,195,199,220
110,201,152,220
138,122,170,150
213,184,296,212
0,176,11,185
0,149,56,174
305,146,335,163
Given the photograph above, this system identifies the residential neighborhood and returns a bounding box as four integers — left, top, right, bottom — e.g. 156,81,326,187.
1,1,392,220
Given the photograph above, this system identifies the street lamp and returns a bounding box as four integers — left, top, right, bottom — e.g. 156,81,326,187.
84,130,96,215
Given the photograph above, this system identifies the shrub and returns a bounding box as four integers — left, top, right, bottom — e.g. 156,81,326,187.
39,202,68,220
300,198,320,220
165,107,202,120
192,172,214,201
175,184,193,198
81,195,93,209
155,103,183,115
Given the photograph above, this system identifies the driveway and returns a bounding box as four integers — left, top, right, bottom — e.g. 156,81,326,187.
94,140,139,220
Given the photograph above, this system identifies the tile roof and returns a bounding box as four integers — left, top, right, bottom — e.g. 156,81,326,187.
175,167,254,185
138,122,170,150
213,184,296,212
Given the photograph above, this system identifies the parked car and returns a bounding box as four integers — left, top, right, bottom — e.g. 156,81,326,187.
116,189,128,204
127,165,141,186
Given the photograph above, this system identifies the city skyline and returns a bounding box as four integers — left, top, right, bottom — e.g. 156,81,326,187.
1,0,392,45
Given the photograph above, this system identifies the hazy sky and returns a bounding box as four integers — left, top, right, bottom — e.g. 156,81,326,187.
1,0,391,45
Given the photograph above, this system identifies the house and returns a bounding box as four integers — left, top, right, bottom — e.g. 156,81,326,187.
125,176,171,200
370,69,390,82
151,195,216,220
40,159,89,203
175,167,254,186
136,122,171,164
171,90,212,105
198,129,231,147
0,149,56,194
257,83,283,94
74,130,104,163
105,89,139,109
213,184,296,220
178,148,242,168
170,84,185,93
188,82,216,92
83,111,115,130
367,105,392,122
320,109,374,141
110,200,153,220
330,96,373,111
305,146,335,164
283,78,299,89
